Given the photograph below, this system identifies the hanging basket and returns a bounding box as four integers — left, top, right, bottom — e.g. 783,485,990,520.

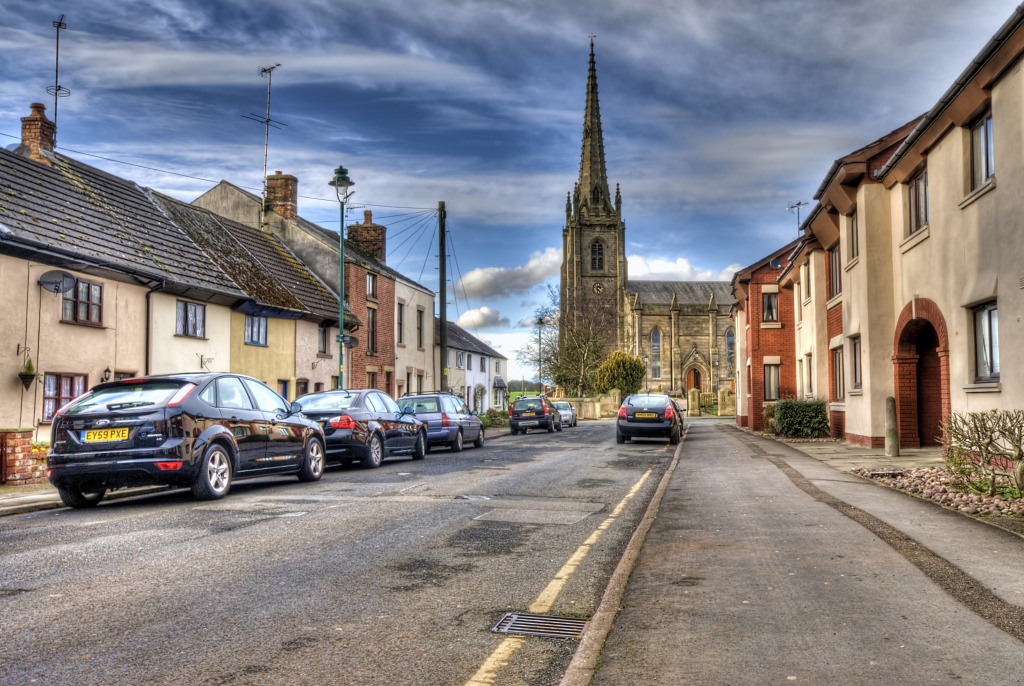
18,372,37,390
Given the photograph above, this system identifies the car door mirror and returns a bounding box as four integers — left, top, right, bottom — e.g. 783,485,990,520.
290,401,302,414
403,406,415,415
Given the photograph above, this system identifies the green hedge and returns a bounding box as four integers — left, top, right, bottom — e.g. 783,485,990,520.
772,399,829,438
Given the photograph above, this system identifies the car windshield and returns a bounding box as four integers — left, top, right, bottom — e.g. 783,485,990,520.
399,397,439,413
627,394,670,408
515,398,543,411
297,392,356,411
63,381,185,415
553,402,570,411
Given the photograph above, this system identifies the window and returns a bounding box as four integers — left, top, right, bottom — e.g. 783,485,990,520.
318,323,329,354
764,364,780,401
909,170,928,234
496,360,501,374
848,211,859,260
806,353,813,394
591,241,604,271
176,301,205,338
726,329,735,370
315,382,324,392
971,112,995,189
480,358,487,373
331,376,339,390
416,309,425,349
973,301,999,381
851,336,862,390
244,315,268,346
367,307,378,354
385,371,393,395
243,378,289,415
468,354,474,371
832,348,845,401
762,292,778,322
417,373,424,393
216,376,253,410
367,371,377,389
366,273,378,298
650,328,662,379
296,379,309,397
62,279,102,326
42,373,86,421
456,351,465,369
397,303,405,345
828,243,842,299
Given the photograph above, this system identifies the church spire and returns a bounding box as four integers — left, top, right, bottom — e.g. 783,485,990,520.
578,36,612,215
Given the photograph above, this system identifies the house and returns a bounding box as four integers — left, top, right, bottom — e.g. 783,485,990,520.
194,174,436,395
731,239,801,432
436,319,509,412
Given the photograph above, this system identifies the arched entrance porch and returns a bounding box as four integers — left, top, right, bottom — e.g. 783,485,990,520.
892,298,950,448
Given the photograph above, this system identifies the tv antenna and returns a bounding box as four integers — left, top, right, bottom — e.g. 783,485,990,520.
786,200,808,236
243,63,286,228
46,14,71,146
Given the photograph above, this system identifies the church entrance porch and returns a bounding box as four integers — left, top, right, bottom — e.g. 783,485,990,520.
686,368,702,392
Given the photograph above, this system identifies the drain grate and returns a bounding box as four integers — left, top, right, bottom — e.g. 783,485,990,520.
491,613,588,640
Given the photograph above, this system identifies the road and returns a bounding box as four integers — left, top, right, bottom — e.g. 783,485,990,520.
0,420,673,686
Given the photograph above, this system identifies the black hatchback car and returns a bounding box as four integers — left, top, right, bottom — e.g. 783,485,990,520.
47,373,326,508
509,395,562,434
292,389,426,468
615,393,683,445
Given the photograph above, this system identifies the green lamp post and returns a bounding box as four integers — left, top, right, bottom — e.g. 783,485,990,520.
329,165,354,389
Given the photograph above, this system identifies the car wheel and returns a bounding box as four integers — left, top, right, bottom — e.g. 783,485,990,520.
298,438,325,482
412,430,426,460
451,430,464,453
56,484,104,509
473,428,485,449
556,420,563,432
615,430,625,444
574,418,578,427
547,420,555,433
361,433,384,469
510,426,519,435
192,443,232,500
670,426,680,445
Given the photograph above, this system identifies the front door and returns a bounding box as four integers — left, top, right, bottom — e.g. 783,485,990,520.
687,369,702,391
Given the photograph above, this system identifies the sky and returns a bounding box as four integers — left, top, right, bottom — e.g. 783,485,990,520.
1,0,1020,382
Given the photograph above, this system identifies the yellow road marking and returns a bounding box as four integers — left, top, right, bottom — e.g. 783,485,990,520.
465,469,653,685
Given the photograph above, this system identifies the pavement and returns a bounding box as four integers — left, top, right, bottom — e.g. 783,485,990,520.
5,422,1021,683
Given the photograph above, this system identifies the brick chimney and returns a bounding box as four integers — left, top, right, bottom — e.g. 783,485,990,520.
265,171,298,220
347,210,387,262
21,103,56,166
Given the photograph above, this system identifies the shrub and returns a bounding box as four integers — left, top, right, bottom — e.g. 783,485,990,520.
772,398,829,438
594,351,645,396
941,409,1024,496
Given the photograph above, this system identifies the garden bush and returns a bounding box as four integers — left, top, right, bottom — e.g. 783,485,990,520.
772,398,829,438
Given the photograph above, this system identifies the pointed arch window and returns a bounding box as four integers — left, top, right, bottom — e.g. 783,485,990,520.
592,185,601,205
591,240,605,271
726,328,735,371
651,328,662,379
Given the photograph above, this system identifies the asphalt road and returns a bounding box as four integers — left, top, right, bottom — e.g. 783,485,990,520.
0,420,673,686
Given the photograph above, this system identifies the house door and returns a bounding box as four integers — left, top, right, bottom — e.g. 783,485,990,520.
916,324,942,446
686,369,701,391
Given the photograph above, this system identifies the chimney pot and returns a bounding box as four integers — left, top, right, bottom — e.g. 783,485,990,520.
364,210,372,224
265,172,299,222
20,103,56,166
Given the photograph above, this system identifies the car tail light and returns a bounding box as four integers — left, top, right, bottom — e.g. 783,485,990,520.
618,405,627,418
329,415,355,429
540,398,548,412
167,383,198,407
441,412,450,427
155,461,183,470
664,404,675,419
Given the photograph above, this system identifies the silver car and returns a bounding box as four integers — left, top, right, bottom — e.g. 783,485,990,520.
552,401,577,427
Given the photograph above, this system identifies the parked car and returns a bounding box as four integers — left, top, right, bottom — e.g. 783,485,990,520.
292,389,426,468
509,395,562,434
397,391,484,452
615,393,683,445
47,373,325,508
552,401,577,427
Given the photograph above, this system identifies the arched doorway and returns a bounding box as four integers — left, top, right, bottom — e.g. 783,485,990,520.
686,368,702,392
893,299,949,448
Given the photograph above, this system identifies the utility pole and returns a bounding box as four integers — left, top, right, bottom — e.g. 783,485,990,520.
438,201,448,393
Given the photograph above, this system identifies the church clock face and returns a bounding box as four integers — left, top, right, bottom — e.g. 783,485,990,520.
593,282,605,294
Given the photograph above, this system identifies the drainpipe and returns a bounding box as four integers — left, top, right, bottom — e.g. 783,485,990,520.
145,280,166,375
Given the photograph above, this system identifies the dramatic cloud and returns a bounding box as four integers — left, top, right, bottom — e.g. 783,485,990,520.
456,307,510,329
628,255,741,282
456,248,561,300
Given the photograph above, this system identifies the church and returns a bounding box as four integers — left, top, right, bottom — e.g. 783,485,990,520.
559,41,737,397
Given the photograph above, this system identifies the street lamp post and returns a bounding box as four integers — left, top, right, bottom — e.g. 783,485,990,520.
537,316,544,393
329,165,354,389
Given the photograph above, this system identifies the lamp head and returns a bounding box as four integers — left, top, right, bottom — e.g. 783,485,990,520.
329,166,354,190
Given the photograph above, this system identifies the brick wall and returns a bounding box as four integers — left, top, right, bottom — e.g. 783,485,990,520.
1,429,47,485
346,261,396,392
348,211,387,262
745,260,796,433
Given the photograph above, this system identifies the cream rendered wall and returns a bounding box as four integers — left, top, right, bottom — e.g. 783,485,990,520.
799,250,830,403
842,183,896,441
733,305,749,420
394,282,435,397
150,293,231,375
0,257,148,439
230,312,297,393
894,63,1024,412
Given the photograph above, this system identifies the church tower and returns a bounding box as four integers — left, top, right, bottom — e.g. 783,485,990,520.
560,38,627,349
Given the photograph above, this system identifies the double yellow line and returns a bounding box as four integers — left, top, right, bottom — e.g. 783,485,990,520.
465,469,653,685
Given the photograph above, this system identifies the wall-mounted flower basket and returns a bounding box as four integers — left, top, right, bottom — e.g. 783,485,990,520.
17,371,36,390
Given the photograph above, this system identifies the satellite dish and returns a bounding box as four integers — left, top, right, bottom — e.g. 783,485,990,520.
346,336,359,349
769,258,783,270
38,270,77,294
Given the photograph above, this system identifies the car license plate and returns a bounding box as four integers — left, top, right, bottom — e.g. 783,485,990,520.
523,412,536,417
83,427,129,443
635,412,657,419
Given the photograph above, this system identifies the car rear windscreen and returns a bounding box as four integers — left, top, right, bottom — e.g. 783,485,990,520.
401,398,439,413
299,393,357,411
63,381,185,415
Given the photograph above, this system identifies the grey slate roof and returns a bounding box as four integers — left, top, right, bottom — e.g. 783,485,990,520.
627,280,736,307
436,318,507,360
0,148,243,299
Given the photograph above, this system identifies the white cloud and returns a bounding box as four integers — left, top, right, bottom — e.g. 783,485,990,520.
456,306,510,329
628,255,741,282
457,247,561,299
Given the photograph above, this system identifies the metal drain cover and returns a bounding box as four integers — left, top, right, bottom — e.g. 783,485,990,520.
491,613,588,639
